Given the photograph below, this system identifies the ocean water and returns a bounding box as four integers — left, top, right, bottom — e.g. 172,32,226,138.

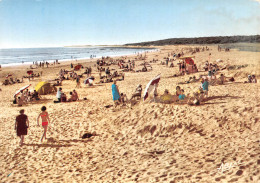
0,46,157,67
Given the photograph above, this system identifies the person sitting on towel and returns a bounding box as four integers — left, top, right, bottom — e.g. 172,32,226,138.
130,84,142,100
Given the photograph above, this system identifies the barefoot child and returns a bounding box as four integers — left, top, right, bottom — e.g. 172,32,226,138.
37,106,50,142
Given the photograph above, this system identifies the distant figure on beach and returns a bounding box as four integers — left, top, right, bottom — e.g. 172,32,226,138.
178,89,186,100
106,67,110,76
76,75,81,88
55,87,62,103
17,97,23,106
15,109,29,146
37,106,50,142
251,75,257,83
73,90,79,101
202,78,209,97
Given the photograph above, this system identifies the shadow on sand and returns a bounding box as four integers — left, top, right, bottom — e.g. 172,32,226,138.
202,95,242,102
24,143,72,148
158,95,240,106
30,99,53,104
59,139,93,143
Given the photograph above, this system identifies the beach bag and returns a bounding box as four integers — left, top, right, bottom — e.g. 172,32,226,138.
229,77,235,82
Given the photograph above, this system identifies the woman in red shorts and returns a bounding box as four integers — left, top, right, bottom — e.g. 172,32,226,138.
37,106,50,142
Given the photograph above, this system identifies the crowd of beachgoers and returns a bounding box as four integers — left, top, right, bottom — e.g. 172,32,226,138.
0,44,259,182
5,45,257,146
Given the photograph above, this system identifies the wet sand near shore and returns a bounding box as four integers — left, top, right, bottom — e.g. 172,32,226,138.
0,44,259,182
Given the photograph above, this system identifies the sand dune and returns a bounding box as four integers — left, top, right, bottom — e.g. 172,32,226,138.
0,45,259,182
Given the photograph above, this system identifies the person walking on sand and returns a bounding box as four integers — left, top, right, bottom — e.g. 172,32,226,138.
15,109,29,146
37,106,50,142
76,75,81,88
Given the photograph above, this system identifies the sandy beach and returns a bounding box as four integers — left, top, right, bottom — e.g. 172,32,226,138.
0,44,259,182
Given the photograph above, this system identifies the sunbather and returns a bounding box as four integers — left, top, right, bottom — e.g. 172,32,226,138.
178,89,186,100
18,97,23,106
130,84,142,100
72,90,79,101
251,75,257,83
160,89,174,104
32,90,40,100
218,74,225,85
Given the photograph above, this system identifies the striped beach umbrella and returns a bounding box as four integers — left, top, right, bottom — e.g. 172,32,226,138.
84,76,95,84
143,74,160,101
14,84,31,97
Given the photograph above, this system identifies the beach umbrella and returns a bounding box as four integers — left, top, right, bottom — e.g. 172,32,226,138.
74,64,83,71
185,58,194,65
84,76,95,84
14,84,31,97
27,70,33,75
143,74,160,101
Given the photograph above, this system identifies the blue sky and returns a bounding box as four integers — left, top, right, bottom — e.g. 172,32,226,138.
0,0,259,48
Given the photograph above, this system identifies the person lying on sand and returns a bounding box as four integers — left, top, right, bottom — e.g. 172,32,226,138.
160,89,175,104
178,76,198,84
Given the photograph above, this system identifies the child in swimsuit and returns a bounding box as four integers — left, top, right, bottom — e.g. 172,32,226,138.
37,106,50,142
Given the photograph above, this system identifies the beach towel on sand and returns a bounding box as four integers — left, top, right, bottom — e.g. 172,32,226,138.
112,84,120,101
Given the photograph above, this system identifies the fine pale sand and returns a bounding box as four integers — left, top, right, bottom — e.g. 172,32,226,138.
0,45,259,182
